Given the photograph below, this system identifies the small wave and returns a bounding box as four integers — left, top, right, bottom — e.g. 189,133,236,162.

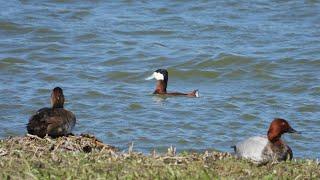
195,54,255,68
70,10,91,20
222,69,248,79
1,57,27,64
297,104,320,113
34,27,60,34
310,86,320,96
40,75,60,82
113,29,176,36
279,85,309,94
0,57,28,67
0,21,32,34
85,90,105,98
278,58,320,68
241,113,258,121
75,33,98,42
100,57,129,66
128,103,143,110
44,43,66,52
107,71,141,82
167,68,220,79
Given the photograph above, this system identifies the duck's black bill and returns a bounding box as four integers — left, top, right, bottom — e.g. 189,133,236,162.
288,127,301,134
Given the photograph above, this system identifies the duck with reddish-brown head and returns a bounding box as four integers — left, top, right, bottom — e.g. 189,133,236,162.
27,87,76,138
232,118,300,164
146,69,199,97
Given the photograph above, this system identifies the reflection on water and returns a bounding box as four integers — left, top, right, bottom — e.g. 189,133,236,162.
152,95,169,104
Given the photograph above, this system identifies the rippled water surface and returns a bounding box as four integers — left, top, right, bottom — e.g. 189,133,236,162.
0,0,319,158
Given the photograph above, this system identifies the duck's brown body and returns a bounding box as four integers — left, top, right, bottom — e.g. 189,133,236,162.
27,107,76,138
27,87,76,138
153,89,199,97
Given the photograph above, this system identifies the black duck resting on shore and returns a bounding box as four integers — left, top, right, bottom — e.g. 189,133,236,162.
27,87,76,138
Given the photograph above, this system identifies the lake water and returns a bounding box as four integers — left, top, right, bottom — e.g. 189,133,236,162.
0,0,319,159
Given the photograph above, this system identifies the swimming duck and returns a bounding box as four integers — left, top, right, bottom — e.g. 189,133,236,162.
146,69,199,97
27,87,76,138
233,118,299,164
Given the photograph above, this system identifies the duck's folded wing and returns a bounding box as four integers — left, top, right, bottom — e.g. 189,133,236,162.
26,108,52,138
47,109,76,136
46,116,65,137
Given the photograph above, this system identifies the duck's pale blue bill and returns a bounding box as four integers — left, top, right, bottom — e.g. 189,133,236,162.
145,74,155,80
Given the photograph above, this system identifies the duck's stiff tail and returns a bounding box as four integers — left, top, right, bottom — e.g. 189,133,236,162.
230,145,237,152
195,90,199,97
191,89,199,98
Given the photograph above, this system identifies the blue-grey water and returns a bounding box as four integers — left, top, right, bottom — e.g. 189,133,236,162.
0,0,319,159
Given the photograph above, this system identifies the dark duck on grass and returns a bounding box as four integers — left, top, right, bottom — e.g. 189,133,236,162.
233,118,300,164
146,69,199,97
27,87,76,138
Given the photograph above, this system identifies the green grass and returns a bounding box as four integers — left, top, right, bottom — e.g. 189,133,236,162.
0,135,319,179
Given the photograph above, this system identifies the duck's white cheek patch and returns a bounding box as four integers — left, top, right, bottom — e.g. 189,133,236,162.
154,72,164,80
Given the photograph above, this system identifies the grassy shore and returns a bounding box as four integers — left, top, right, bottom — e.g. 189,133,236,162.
0,135,319,179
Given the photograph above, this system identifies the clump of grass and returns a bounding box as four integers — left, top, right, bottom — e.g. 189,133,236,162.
0,134,117,154
0,135,319,179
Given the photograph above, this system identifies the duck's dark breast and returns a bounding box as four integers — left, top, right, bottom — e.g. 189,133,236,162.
262,140,292,162
27,108,76,138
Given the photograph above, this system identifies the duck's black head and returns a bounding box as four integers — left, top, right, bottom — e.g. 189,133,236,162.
51,87,65,108
146,69,169,94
